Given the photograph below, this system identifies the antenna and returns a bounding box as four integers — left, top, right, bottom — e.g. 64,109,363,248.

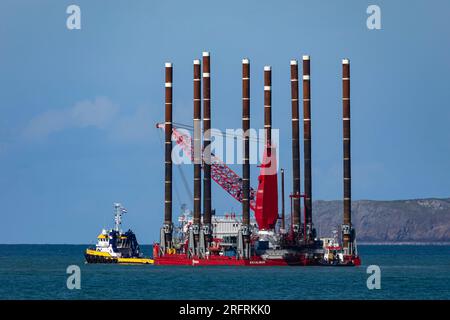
114,203,126,232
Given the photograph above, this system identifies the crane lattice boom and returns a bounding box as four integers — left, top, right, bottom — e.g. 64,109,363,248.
156,123,256,211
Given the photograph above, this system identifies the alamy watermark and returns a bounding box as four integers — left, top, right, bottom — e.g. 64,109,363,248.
366,265,381,290
66,5,81,30
367,5,381,30
66,265,81,290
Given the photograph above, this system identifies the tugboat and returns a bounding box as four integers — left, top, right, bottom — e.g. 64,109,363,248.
319,230,361,266
85,203,154,264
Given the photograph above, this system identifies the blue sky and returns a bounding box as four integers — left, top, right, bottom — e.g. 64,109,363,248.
1,0,449,243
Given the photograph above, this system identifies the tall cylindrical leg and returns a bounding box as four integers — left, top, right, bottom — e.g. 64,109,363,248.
202,52,212,247
242,58,251,228
164,62,173,249
264,66,272,148
281,168,285,231
193,59,202,252
342,58,352,251
240,58,251,259
303,55,313,239
290,60,301,231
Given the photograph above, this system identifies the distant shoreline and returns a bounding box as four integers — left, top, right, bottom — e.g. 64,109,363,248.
1,242,450,246
358,242,450,245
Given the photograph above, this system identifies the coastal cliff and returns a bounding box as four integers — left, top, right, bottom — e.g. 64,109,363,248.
312,198,450,243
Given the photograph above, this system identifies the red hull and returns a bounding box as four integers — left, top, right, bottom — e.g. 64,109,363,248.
154,254,317,266
352,256,362,266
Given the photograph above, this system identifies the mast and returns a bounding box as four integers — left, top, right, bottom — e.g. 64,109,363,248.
114,203,124,232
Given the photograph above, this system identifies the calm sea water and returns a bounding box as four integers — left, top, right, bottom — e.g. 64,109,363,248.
0,245,449,300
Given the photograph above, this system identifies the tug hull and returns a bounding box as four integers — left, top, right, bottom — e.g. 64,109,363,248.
85,249,154,264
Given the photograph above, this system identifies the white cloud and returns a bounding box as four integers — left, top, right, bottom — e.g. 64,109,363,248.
70,97,119,128
23,108,72,140
21,97,172,146
23,97,119,140
107,105,155,144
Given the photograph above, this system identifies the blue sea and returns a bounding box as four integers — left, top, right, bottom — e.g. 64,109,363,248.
0,245,449,300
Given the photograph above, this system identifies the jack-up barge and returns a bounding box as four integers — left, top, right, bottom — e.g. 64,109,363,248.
154,53,361,267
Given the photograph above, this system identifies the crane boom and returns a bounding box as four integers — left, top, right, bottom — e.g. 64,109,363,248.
156,123,256,211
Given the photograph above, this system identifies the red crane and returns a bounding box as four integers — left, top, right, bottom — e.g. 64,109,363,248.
156,123,256,211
